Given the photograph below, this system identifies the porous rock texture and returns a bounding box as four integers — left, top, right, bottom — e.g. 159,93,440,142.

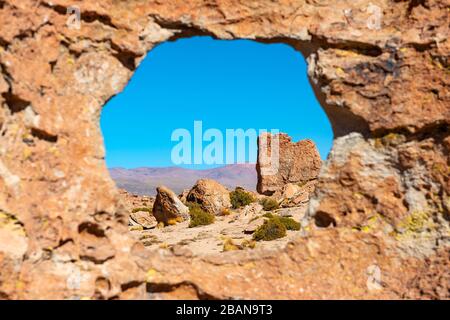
257,133,322,195
0,0,448,299
187,179,231,215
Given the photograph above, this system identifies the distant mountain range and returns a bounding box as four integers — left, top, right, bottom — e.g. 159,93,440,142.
109,164,257,196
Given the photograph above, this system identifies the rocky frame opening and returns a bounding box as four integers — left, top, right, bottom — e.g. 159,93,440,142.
0,0,448,300
108,36,334,255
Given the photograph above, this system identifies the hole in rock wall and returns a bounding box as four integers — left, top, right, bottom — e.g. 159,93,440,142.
101,36,333,194
100,36,333,255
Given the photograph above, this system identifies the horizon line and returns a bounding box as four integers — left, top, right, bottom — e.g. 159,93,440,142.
108,163,257,170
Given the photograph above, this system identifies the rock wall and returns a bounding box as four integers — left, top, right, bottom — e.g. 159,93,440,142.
0,0,448,299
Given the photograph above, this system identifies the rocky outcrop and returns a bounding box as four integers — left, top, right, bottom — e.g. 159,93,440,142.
153,186,190,225
137,228,434,299
187,179,231,215
0,0,448,299
308,132,450,259
257,133,322,195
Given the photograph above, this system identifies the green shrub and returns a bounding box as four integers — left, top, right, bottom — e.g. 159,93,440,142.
262,212,274,219
186,201,199,209
230,188,255,209
189,205,215,228
279,216,301,231
253,218,286,241
253,214,300,241
261,198,279,211
132,207,152,213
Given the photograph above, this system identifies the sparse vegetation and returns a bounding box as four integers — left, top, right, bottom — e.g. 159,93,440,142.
129,225,143,231
156,222,165,229
278,216,301,231
253,213,300,241
167,217,182,226
223,238,256,251
223,238,240,251
188,203,215,228
186,201,197,209
132,207,152,213
253,218,286,241
241,239,256,249
220,208,232,216
230,188,255,209
261,197,279,211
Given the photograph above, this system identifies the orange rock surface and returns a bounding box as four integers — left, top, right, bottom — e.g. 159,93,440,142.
0,0,448,299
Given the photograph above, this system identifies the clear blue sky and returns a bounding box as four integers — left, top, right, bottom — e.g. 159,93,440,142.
101,36,333,169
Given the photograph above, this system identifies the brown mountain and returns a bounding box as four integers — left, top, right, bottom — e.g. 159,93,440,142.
109,164,257,196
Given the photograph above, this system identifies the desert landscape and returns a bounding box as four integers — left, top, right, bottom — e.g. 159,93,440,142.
122,134,320,257
111,164,257,196
0,0,448,300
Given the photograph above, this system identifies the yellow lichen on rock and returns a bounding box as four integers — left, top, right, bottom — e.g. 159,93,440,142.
394,211,435,240
222,238,256,252
0,211,26,236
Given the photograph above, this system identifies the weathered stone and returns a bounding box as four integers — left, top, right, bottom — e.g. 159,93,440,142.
178,189,190,204
136,228,434,299
153,186,189,225
281,183,302,200
0,0,448,299
130,211,157,229
276,180,318,207
257,133,322,195
187,179,231,215
236,202,263,222
244,217,266,234
404,248,450,300
309,133,450,259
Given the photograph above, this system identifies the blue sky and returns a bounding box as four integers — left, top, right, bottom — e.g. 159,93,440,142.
101,36,333,169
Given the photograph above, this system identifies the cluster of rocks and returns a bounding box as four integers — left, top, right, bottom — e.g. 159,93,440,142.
124,179,230,228
121,133,322,254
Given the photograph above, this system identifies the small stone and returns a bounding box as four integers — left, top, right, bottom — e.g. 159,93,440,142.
129,211,157,229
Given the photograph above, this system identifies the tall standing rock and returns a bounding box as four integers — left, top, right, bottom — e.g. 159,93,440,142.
257,133,322,195
153,186,190,225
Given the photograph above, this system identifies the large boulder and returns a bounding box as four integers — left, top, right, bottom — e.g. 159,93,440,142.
152,186,190,224
257,133,322,195
187,179,231,215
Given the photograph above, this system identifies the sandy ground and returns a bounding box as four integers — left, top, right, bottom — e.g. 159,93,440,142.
131,204,309,256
